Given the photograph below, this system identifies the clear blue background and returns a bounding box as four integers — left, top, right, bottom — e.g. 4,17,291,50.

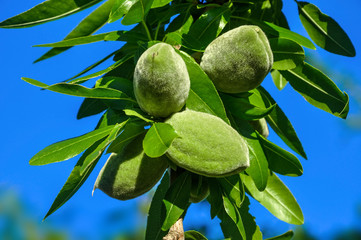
1,0,361,239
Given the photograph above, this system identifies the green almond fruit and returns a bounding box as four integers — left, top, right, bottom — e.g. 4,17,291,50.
165,109,249,177
134,43,190,118
249,118,269,138
94,133,168,200
189,174,210,203
200,25,273,93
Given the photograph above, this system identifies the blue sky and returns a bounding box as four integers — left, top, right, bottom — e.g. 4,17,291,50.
1,0,361,239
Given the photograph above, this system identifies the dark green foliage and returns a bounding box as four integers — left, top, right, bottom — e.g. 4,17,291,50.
1,0,356,238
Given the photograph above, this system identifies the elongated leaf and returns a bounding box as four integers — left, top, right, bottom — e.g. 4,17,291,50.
109,0,137,23
280,63,349,119
30,125,114,165
271,69,288,90
77,98,107,119
257,87,307,159
95,108,129,129
222,93,276,121
123,108,153,122
178,51,229,124
151,0,172,8
122,0,154,25
0,0,103,28
145,174,169,240
143,123,179,158
259,134,303,177
221,196,246,240
107,121,146,153
79,121,128,175
67,50,118,81
207,179,223,219
22,78,135,102
242,173,304,225
266,230,294,240
44,138,106,219
34,0,114,62
161,171,191,231
69,54,133,84
218,175,244,208
34,32,115,48
297,1,355,57
269,38,305,70
239,196,263,240
230,115,268,191
231,16,315,49
165,15,193,46
185,230,208,240
186,6,231,49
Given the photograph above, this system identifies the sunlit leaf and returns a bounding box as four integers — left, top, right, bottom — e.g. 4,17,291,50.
178,51,229,124
145,173,170,240
242,173,304,225
257,87,307,159
270,38,305,70
279,62,349,119
297,1,355,57
161,171,191,231
0,0,104,28
265,230,294,240
143,123,179,158
29,126,114,166
34,0,115,62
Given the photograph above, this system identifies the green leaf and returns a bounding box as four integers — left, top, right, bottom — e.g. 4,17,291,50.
221,195,246,240
107,121,147,153
279,62,349,119
178,51,229,124
186,6,231,49
266,230,294,240
270,38,305,70
0,0,104,28
69,54,134,84
222,93,276,121
29,125,115,166
22,78,135,102
271,69,288,90
165,15,193,46
109,0,138,23
77,98,108,119
259,134,303,177
184,230,208,240
98,77,135,98
43,137,106,220
143,123,179,158
161,171,191,231
297,1,355,57
231,16,315,49
207,179,223,219
218,175,244,208
242,173,304,225
257,87,307,159
145,173,169,240
122,0,154,25
34,32,115,48
95,108,129,129
79,121,128,175
66,50,118,81
123,108,153,122
239,196,263,240
34,0,115,62
151,0,172,8
230,115,268,191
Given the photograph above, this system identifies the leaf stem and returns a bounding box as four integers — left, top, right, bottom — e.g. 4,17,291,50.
142,20,153,41
154,21,161,40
